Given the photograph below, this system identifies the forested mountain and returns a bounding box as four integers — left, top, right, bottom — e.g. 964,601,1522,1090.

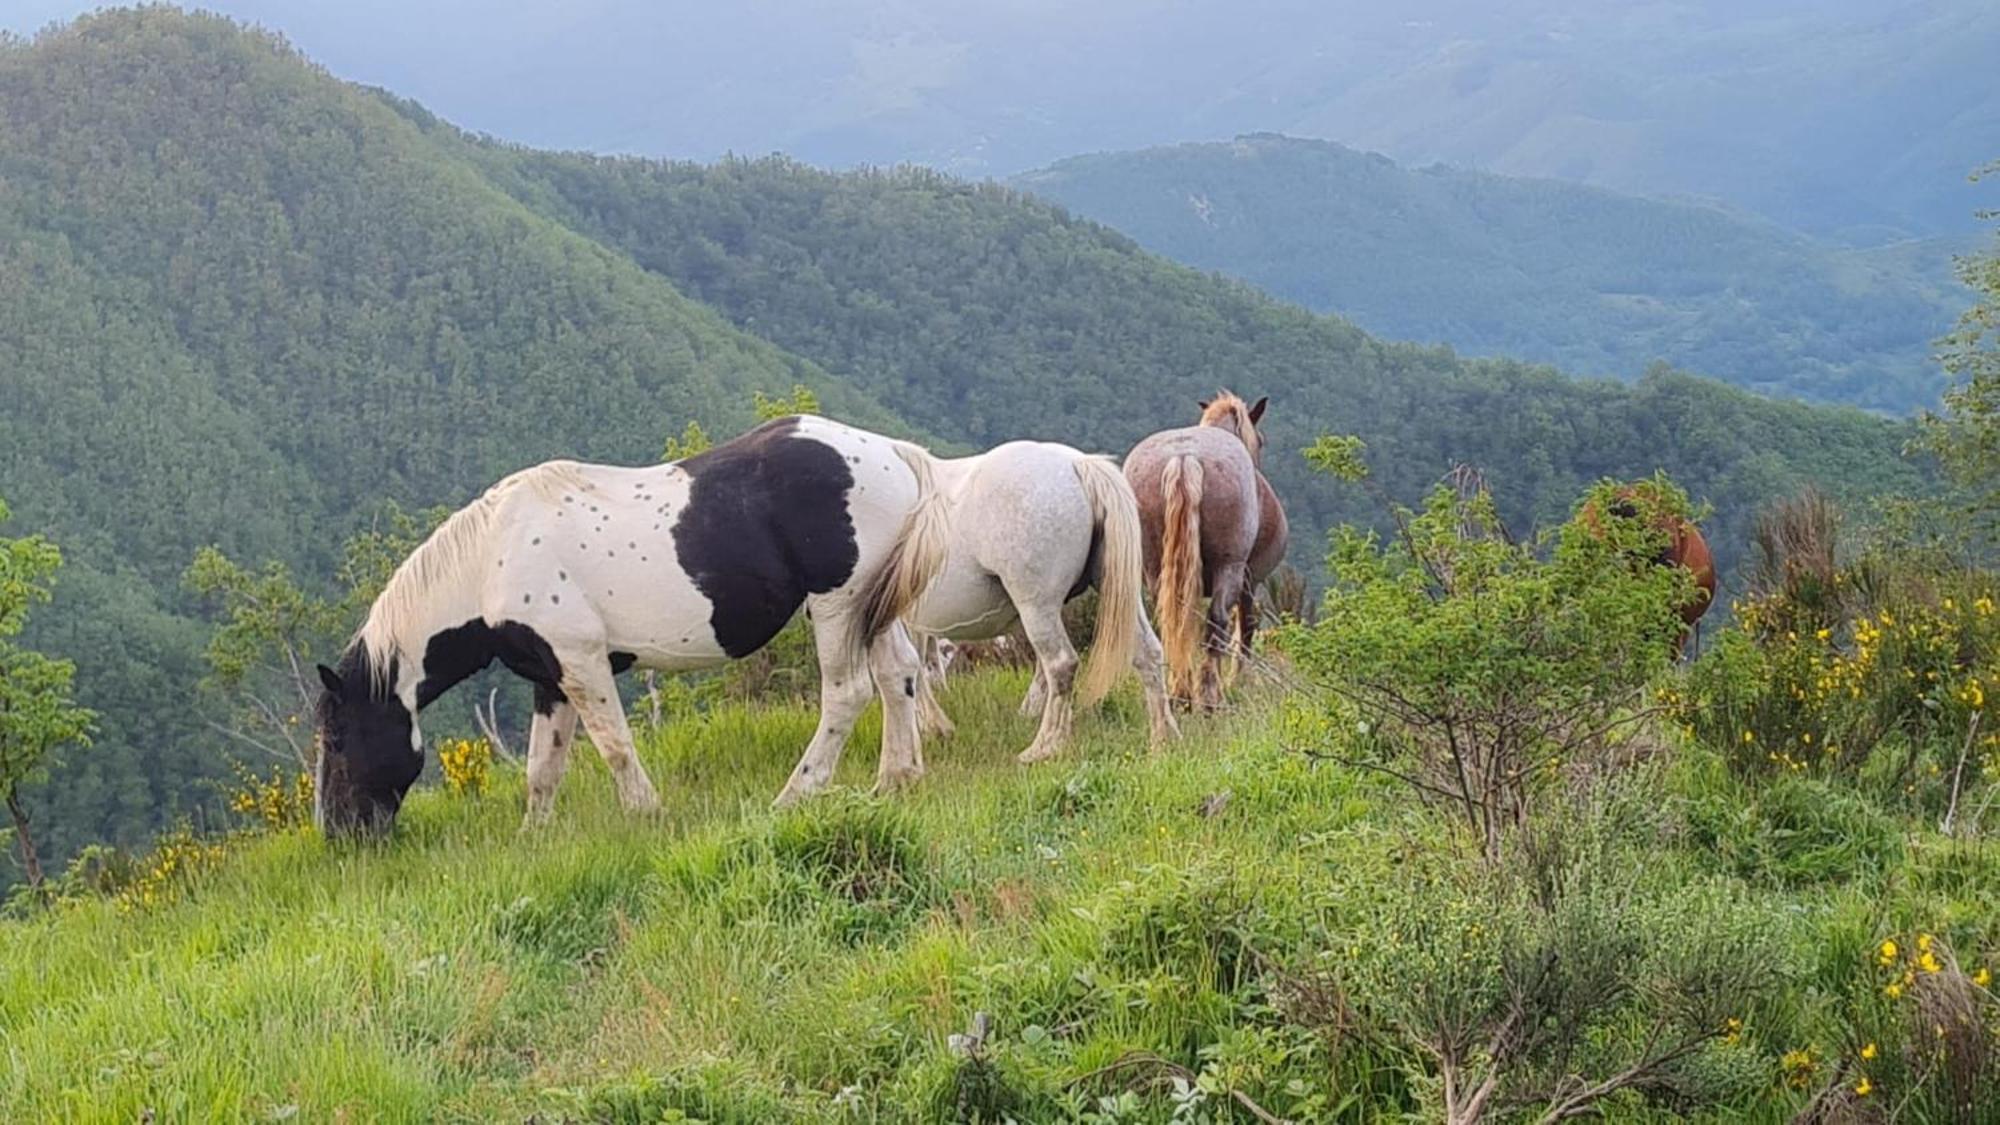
9,0,1992,239
0,9,903,865
0,8,1936,872
1015,135,1969,413
451,143,1927,559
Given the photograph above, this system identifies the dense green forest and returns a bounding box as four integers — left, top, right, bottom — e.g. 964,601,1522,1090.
0,9,1936,875
453,143,1927,565
1015,135,1967,413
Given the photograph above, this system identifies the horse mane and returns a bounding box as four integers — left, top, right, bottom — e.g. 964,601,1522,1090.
356,460,591,691
1199,390,1263,461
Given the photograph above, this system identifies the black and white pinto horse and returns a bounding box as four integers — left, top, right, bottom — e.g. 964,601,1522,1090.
312,416,949,837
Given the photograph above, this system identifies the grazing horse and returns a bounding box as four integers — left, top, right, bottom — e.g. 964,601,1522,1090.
312,416,949,837
907,442,1178,763
1124,392,1288,711
1582,484,1718,657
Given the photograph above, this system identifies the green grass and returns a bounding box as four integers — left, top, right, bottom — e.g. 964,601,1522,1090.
2,670,1995,1122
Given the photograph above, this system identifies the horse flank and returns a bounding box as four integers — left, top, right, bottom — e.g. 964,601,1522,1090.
1072,455,1141,707
1156,454,1206,701
356,461,591,690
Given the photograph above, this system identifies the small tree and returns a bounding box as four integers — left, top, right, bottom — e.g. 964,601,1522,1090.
0,498,95,887
1917,162,2000,518
185,502,444,769
1280,462,1693,862
752,384,820,421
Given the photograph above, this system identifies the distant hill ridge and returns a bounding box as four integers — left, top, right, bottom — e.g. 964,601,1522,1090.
1015,133,1967,413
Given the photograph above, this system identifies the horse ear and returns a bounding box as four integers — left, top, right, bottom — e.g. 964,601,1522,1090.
1197,398,1211,411
1248,396,1268,424
317,664,344,698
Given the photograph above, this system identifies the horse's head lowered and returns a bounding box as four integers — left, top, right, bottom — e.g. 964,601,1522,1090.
314,645,425,838
1197,391,1268,467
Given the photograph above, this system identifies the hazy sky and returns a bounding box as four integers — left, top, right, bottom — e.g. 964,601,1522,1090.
8,2,1996,236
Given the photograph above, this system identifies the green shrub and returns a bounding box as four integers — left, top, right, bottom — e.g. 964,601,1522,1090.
1280,475,1693,860
1296,787,1793,1123
662,794,940,947
1683,773,1905,887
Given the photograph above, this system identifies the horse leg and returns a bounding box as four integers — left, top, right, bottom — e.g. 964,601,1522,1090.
559,659,661,813
1228,585,1260,687
912,630,957,739
521,693,578,828
869,624,928,795
1201,563,1249,712
917,662,957,739
1019,664,1047,717
1133,611,1180,749
773,603,876,807
1013,596,1081,765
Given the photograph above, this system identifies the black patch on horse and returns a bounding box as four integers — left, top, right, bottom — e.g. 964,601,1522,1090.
672,416,859,658
316,644,423,837
416,619,569,709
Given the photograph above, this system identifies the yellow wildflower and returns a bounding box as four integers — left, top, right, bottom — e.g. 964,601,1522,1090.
1860,1041,1878,1060
1974,967,1992,988
1884,982,1904,1000
1855,1076,1873,1097
1878,939,1899,966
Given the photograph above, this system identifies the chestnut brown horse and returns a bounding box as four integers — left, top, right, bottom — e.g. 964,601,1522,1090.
1124,392,1288,709
1583,484,1717,656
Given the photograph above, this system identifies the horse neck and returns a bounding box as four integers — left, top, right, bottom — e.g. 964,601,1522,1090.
358,556,489,707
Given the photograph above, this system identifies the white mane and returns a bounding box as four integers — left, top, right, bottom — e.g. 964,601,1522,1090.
356,460,591,688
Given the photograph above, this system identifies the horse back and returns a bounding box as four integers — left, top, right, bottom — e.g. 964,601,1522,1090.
1124,426,1264,581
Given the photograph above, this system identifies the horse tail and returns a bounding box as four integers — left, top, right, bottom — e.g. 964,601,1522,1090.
1073,455,1142,708
856,441,951,650
1157,454,1205,701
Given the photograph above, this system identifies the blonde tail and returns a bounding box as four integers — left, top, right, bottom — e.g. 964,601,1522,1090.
856,442,951,650
1157,455,1205,701
1073,456,1142,708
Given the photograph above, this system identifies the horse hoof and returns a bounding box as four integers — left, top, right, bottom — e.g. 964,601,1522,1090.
871,768,924,796
1016,743,1061,765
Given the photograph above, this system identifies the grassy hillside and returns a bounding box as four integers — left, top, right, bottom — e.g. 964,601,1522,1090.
3,668,1994,1122
1015,135,1966,413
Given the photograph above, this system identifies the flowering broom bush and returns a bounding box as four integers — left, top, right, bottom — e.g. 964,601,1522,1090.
1667,508,2000,815
437,736,494,797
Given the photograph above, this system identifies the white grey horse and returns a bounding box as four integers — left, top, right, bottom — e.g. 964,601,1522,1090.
905,441,1178,763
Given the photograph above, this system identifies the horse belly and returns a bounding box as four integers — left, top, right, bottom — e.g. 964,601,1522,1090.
908,558,1018,641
